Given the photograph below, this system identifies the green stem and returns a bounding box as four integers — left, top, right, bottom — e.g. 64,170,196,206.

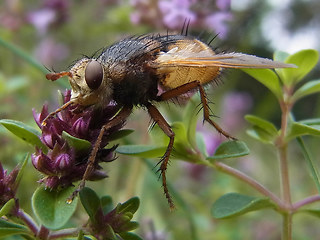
282,213,292,240
277,97,293,240
278,144,291,206
212,161,283,207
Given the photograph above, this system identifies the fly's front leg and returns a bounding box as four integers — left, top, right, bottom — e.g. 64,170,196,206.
147,103,175,210
68,105,133,203
157,81,235,139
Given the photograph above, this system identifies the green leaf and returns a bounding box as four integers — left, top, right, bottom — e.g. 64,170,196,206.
245,115,279,144
116,145,166,158
101,195,113,214
0,219,29,238
119,232,143,240
196,132,208,156
108,129,134,141
32,186,78,229
300,118,320,125
292,79,320,102
183,96,200,149
170,122,198,161
117,197,140,215
286,122,320,141
296,137,320,193
274,51,290,62
16,154,29,188
79,187,101,223
149,124,169,146
207,141,249,161
298,209,320,218
245,115,278,136
211,193,275,219
241,68,282,99
246,127,276,144
62,131,91,152
0,199,15,217
279,49,319,86
0,119,46,151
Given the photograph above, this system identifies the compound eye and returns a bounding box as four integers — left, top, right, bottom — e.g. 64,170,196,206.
85,60,103,90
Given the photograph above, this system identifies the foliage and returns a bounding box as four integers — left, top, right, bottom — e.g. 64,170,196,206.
1,1,320,240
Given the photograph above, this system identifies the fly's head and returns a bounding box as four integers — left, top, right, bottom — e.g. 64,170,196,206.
68,58,113,107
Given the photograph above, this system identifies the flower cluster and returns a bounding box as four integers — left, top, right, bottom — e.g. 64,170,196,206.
130,0,233,39
31,90,123,189
0,162,20,206
84,194,139,240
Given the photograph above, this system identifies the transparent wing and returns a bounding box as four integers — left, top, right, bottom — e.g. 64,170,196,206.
156,52,296,69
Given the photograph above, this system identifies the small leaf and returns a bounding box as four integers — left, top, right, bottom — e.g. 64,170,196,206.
32,186,78,229
121,221,139,232
292,79,320,102
62,131,91,151
0,119,46,151
300,118,320,125
108,129,134,141
207,141,249,161
241,69,282,99
211,193,275,219
0,199,15,217
116,145,166,158
16,154,29,187
296,137,320,193
298,209,320,218
196,133,208,156
274,51,290,62
245,115,278,136
286,122,320,141
79,187,101,222
246,127,276,144
280,49,319,86
119,232,143,240
183,96,200,149
117,197,140,215
101,195,113,214
0,219,29,238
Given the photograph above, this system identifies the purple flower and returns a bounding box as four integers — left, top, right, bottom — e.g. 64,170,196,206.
27,0,70,35
131,0,233,39
205,11,233,39
31,90,123,189
0,163,20,206
34,38,69,67
158,0,196,29
27,9,56,35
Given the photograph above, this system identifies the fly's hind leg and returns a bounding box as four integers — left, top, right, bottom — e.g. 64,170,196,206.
157,81,236,139
146,103,175,210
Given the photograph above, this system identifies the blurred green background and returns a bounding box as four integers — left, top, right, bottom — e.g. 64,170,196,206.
1,0,320,239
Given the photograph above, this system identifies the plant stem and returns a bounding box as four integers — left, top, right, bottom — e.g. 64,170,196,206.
38,225,49,240
49,228,80,239
293,195,320,210
16,209,39,235
213,161,283,207
0,36,48,74
277,97,293,240
282,213,292,240
278,144,292,206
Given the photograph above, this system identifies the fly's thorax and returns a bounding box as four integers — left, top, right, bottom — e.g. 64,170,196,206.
68,58,113,106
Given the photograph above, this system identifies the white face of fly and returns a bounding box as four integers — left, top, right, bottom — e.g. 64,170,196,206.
68,58,113,107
